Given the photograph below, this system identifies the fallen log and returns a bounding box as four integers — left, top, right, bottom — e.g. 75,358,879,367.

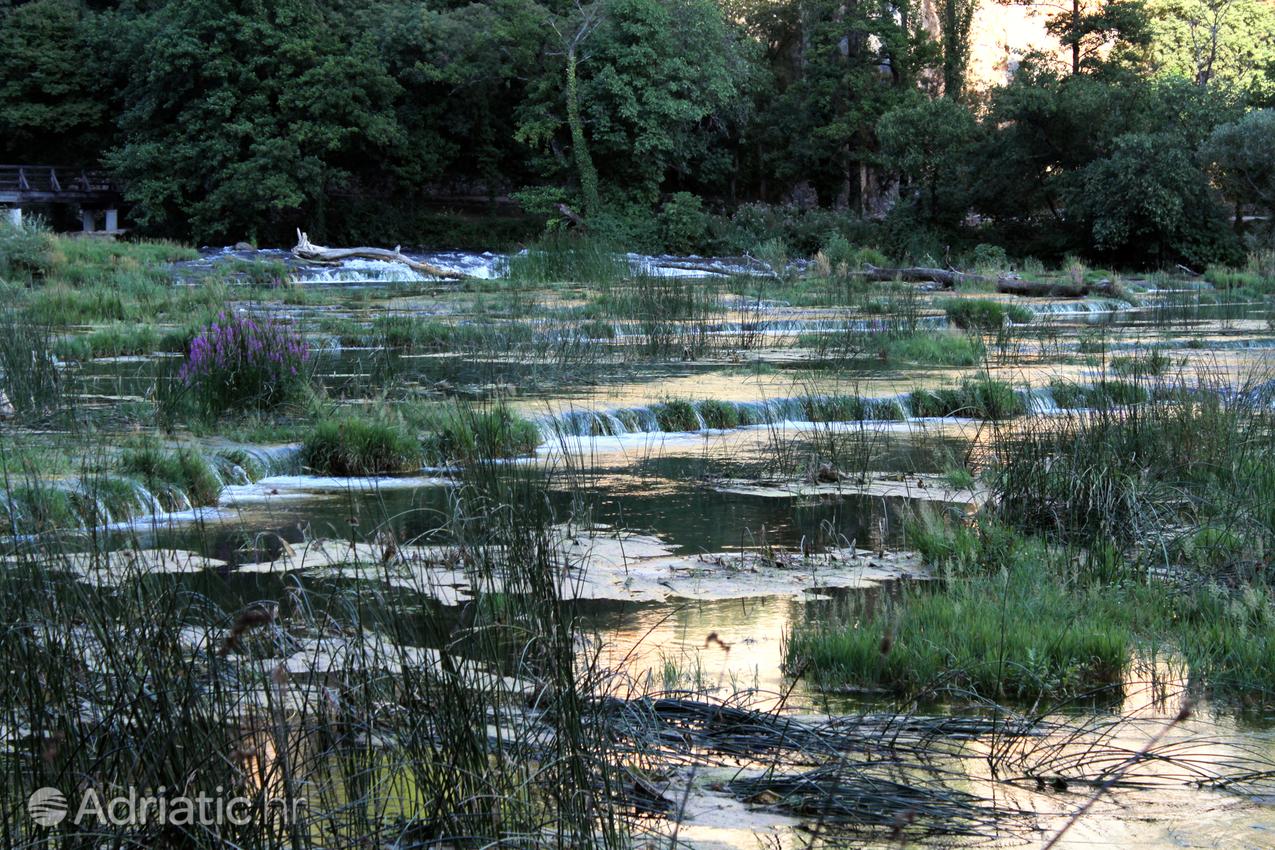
853,264,998,288
996,277,1118,298
292,230,466,279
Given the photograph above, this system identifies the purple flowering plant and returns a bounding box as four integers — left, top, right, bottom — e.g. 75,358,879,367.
178,311,310,412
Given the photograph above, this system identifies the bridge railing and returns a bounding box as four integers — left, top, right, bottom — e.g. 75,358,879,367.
0,165,117,198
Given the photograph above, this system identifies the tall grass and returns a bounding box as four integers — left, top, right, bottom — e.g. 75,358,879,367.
0,450,634,849
504,232,629,284
787,543,1132,701
0,309,67,422
993,371,1275,554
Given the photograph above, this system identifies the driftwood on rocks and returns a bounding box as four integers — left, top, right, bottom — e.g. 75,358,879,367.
292,230,465,279
853,264,998,289
996,277,1119,298
847,262,1120,299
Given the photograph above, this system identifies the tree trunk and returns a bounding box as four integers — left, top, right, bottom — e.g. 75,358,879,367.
996,277,1119,298
565,48,600,219
852,264,998,288
292,230,466,279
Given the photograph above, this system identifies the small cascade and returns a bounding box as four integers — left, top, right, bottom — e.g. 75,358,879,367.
598,315,948,340
1023,386,1060,415
1030,299,1130,317
292,260,434,285
539,393,914,438
0,444,301,537
229,444,302,477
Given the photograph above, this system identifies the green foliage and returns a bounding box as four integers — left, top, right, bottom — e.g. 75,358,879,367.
301,414,423,475
993,382,1274,550
1146,0,1275,97
882,330,985,366
518,0,748,207
658,192,709,254
653,399,701,431
55,324,171,360
422,405,541,464
1108,350,1172,378
0,0,1260,270
878,97,978,228
787,559,1131,700
0,219,54,280
117,441,222,508
1050,379,1150,408
942,299,1033,331
0,483,78,534
1070,132,1241,266
505,233,629,284
106,0,403,243
910,379,1025,419
0,0,109,163
0,309,64,420
696,399,740,430
971,243,1009,272
1204,109,1275,235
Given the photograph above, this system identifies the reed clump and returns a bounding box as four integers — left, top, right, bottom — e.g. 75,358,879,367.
421,403,541,464
117,440,222,507
910,378,1025,419
301,413,424,475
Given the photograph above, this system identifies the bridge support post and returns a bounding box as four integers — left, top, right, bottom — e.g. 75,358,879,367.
6,208,20,228
81,209,97,233
104,209,119,233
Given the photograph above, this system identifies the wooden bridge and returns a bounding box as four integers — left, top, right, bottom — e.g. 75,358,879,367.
1,164,122,232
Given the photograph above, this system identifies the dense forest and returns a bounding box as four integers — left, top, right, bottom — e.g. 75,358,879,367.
1,0,1273,265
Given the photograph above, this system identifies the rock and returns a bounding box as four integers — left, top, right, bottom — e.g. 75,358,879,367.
812,462,843,483
233,241,256,252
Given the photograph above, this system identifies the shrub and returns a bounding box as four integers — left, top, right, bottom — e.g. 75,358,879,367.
302,415,423,475
0,218,54,279
178,312,310,415
818,233,889,277
658,192,708,255
971,243,1009,272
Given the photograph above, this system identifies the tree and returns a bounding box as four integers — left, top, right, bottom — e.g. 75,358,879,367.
1144,0,1275,96
1068,131,1239,265
878,96,978,228
0,0,110,163
939,0,979,100
515,0,748,217
105,0,402,243
1203,109,1275,233
999,0,1151,74
737,0,939,210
